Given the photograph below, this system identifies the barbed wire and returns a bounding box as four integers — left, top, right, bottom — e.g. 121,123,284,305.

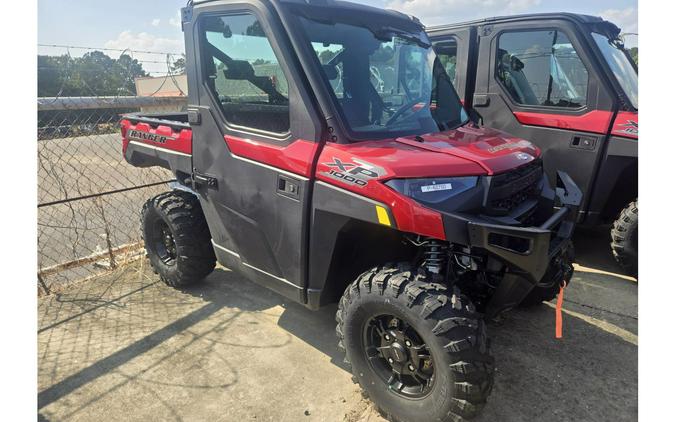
38,43,183,56
39,44,187,100
37,43,188,292
39,68,176,75
40,57,175,65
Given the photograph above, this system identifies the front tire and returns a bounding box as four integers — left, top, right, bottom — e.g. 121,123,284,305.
336,264,494,422
141,190,216,287
611,201,638,278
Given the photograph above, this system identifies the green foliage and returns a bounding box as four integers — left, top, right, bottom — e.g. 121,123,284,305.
171,54,186,74
318,49,338,64
372,45,395,62
629,47,638,65
38,51,148,97
438,53,457,84
245,20,265,37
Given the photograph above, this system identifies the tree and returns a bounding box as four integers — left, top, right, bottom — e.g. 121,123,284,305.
171,54,186,74
246,20,264,37
38,55,71,96
629,47,638,65
318,49,338,64
371,45,395,62
37,51,148,97
251,58,270,66
118,54,147,79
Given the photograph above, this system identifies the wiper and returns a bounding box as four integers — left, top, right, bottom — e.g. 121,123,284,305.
374,27,431,48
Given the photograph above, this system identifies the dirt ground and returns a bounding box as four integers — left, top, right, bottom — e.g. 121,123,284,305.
37,228,637,422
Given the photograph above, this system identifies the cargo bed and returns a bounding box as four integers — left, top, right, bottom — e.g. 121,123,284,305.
120,112,193,179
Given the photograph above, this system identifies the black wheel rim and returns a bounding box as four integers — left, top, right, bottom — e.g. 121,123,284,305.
363,314,435,399
151,219,177,265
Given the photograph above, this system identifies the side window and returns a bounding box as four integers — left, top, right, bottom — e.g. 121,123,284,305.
400,47,426,99
311,42,345,98
369,42,397,96
201,14,290,133
496,30,588,108
433,37,458,88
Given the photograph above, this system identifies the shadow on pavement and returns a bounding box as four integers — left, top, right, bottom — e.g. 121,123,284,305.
38,265,292,419
38,228,637,421
573,225,631,277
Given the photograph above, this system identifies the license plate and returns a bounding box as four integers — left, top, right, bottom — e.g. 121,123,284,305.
421,183,452,193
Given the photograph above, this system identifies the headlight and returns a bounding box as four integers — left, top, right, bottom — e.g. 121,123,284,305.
385,177,479,204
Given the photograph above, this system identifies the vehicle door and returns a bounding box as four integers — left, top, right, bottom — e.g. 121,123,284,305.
430,27,475,106
184,3,323,302
471,19,617,218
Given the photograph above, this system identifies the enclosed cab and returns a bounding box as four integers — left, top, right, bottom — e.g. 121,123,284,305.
427,13,638,275
121,1,582,420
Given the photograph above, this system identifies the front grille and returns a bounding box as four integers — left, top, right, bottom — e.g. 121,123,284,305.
485,160,543,215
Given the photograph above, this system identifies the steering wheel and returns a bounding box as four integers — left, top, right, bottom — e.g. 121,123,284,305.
385,97,428,127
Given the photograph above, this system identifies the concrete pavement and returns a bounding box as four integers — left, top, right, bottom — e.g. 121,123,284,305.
38,229,637,421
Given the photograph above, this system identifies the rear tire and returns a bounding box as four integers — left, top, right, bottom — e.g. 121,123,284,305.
336,263,494,422
141,190,216,287
611,201,638,278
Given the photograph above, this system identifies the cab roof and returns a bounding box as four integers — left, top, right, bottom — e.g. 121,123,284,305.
426,12,611,32
190,0,421,24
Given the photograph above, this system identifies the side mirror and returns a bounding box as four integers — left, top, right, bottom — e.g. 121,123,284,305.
223,60,255,80
511,56,525,71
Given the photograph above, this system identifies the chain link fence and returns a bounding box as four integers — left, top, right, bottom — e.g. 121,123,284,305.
37,95,187,293
37,43,190,293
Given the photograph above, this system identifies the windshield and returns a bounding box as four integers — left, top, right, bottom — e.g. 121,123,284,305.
592,32,638,109
297,16,468,140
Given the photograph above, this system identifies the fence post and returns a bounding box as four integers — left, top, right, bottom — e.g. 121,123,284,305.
37,96,185,291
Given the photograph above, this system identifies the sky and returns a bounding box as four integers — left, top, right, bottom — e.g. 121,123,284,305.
37,0,638,75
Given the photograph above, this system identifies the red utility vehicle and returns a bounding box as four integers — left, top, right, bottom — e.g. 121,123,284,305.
427,14,638,276
122,1,581,420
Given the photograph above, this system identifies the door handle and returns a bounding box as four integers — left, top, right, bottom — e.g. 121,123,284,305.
473,94,490,107
193,172,218,189
570,135,597,151
277,175,300,200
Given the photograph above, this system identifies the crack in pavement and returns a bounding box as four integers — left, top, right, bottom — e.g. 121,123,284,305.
564,298,638,320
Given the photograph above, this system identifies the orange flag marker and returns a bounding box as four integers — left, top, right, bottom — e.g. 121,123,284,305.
555,281,568,339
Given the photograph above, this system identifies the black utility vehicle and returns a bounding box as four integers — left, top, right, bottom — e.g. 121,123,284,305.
121,1,581,420
427,14,638,276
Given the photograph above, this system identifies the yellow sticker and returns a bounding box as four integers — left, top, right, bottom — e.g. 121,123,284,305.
376,205,391,226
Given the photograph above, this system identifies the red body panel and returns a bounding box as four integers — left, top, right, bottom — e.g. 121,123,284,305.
121,117,542,240
513,110,614,135
120,119,193,155
224,136,319,178
314,124,541,238
610,112,638,139
394,125,540,176
316,142,450,239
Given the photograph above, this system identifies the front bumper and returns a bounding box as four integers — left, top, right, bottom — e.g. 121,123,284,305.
440,171,582,315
